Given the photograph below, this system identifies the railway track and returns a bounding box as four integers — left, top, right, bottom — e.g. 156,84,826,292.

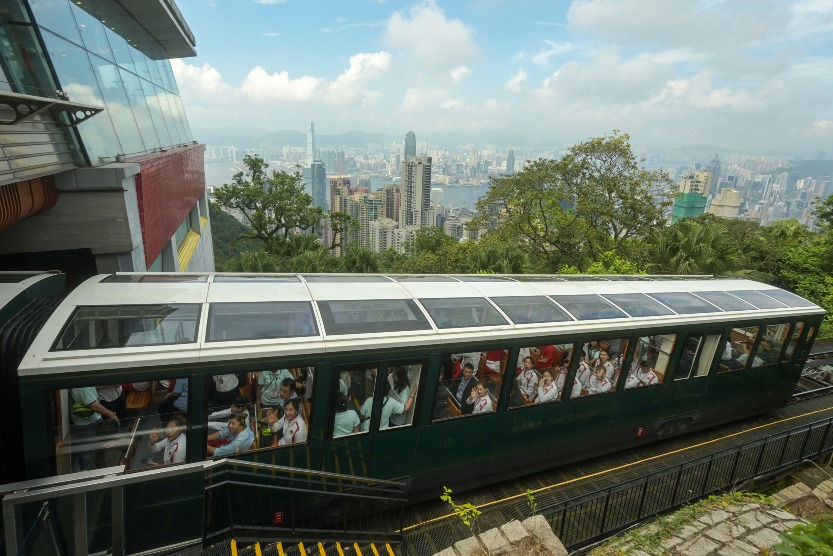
793,351,833,401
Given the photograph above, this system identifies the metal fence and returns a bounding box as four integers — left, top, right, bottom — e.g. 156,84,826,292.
403,414,833,554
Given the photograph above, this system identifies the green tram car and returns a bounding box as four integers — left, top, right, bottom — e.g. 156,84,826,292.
8,273,826,502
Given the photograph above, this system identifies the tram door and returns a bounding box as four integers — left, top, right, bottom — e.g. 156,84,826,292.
670,332,723,412
325,362,380,478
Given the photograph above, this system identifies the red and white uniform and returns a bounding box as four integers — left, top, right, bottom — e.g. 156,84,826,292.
517,368,539,399
276,415,307,445
571,378,582,399
536,381,559,403
468,394,493,414
149,435,186,465
535,345,557,367
601,361,615,381
576,361,593,386
588,375,612,395
554,372,566,393
636,368,658,386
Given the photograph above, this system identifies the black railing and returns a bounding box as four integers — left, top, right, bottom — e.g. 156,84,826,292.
402,415,833,554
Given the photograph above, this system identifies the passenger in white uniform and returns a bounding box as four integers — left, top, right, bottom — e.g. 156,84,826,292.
588,366,612,395
536,369,560,404
467,383,493,414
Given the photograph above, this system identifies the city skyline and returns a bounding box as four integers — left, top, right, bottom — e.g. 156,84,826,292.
174,0,833,154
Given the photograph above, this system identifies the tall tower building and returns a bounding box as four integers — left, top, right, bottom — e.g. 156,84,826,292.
400,156,432,227
671,170,712,223
306,123,316,166
404,131,416,159
310,158,327,211
506,150,516,174
706,155,721,196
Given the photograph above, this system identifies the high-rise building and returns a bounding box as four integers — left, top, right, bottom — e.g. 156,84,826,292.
706,155,721,196
310,158,327,211
709,189,742,218
400,156,432,227
404,131,416,159
0,0,212,280
369,218,398,253
306,123,316,166
506,150,516,174
671,170,712,223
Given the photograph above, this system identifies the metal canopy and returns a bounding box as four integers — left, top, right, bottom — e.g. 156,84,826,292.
0,91,103,127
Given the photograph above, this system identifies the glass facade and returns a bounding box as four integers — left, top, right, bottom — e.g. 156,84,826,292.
5,0,193,165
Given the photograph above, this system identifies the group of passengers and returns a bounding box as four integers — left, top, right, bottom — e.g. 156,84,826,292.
334,366,419,436
721,338,778,370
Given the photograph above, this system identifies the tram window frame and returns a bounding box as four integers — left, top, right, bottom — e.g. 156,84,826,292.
246,366,314,451
332,363,377,438
719,326,761,373
752,323,791,368
206,301,318,342
781,322,805,363
432,348,508,422
317,299,432,335
574,337,630,398
54,378,191,475
508,343,574,409
673,332,722,380
374,359,427,432
419,298,508,329
624,334,677,389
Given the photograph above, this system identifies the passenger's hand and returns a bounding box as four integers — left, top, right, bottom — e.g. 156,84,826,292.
149,432,160,443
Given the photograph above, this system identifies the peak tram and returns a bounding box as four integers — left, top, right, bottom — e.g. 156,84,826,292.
4,273,825,505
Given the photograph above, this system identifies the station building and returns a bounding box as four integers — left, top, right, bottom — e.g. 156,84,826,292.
0,0,213,285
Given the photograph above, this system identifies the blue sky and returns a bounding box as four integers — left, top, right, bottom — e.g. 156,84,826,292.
174,0,833,152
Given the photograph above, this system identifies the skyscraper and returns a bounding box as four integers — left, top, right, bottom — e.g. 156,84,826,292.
706,155,721,196
671,170,712,223
306,123,316,166
506,150,516,174
310,158,327,211
400,156,432,227
404,131,416,159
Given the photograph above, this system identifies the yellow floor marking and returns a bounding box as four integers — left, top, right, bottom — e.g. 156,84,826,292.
353,542,364,556
318,541,327,555
277,542,285,556
230,539,238,556
370,543,380,556
255,542,263,556
299,541,307,556
385,543,395,556
401,403,833,532
336,542,346,556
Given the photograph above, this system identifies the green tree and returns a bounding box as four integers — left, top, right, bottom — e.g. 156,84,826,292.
469,242,528,274
211,155,322,259
342,248,380,273
325,211,357,252
585,250,644,274
813,194,833,229
648,218,744,275
471,131,673,271
224,250,283,272
208,202,263,270
285,249,344,273
410,227,457,255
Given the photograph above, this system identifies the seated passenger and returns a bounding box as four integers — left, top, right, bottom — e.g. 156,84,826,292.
515,347,532,372
451,352,483,378
466,382,493,414
554,362,568,394
209,396,251,433
736,340,764,367
451,363,479,415
570,376,582,399
207,413,254,457
588,366,612,395
147,419,186,466
576,351,593,387
585,341,602,367
482,350,504,374
338,371,351,397
386,366,416,426
515,356,539,403
258,368,294,409
598,350,615,381
536,369,559,403
626,361,659,388
757,339,778,364
268,398,307,446
533,345,557,368
333,394,361,437
364,383,406,430
210,374,240,406
157,379,188,423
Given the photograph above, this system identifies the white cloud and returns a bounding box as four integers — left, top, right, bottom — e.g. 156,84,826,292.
450,66,472,85
811,120,833,132
326,51,392,103
383,1,480,73
505,68,528,92
262,32,280,37
253,0,286,4
241,67,323,101
171,59,230,95
531,40,573,67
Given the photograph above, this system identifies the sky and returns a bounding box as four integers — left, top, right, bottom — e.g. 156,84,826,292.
173,0,833,153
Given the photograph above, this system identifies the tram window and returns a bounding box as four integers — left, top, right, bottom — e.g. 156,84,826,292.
419,298,508,329
207,301,318,341
490,296,573,324
646,293,721,314
509,343,573,408
52,304,200,351
602,293,674,317
333,366,373,437
625,334,676,389
53,379,190,474
576,337,629,397
674,333,722,380
781,322,805,363
719,326,761,372
752,324,790,368
378,360,425,431
432,348,508,421
549,295,627,320
317,299,431,335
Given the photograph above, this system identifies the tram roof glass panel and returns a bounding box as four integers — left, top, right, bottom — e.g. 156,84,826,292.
102,274,208,283
691,291,757,311
646,292,722,314
317,299,431,335
730,290,789,309
207,302,318,342
419,298,508,328
490,296,573,324
51,304,200,351
513,276,567,282
548,295,628,320
601,293,675,317
213,275,301,283
393,276,458,282
303,275,391,283
451,275,517,282
754,288,816,307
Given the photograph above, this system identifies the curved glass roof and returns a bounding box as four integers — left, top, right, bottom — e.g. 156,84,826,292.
44,273,822,350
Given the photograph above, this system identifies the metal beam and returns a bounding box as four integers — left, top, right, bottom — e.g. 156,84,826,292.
0,91,103,127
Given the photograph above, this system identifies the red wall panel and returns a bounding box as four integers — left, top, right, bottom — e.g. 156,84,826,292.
129,144,205,265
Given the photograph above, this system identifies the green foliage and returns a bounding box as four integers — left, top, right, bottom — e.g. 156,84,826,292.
284,249,344,273
341,248,380,273
469,241,528,274
208,202,263,271
585,250,644,274
648,216,744,275
471,131,673,271
440,486,481,528
773,521,833,556
410,227,457,255
211,154,322,259
525,489,538,517
224,250,283,272
813,194,833,230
